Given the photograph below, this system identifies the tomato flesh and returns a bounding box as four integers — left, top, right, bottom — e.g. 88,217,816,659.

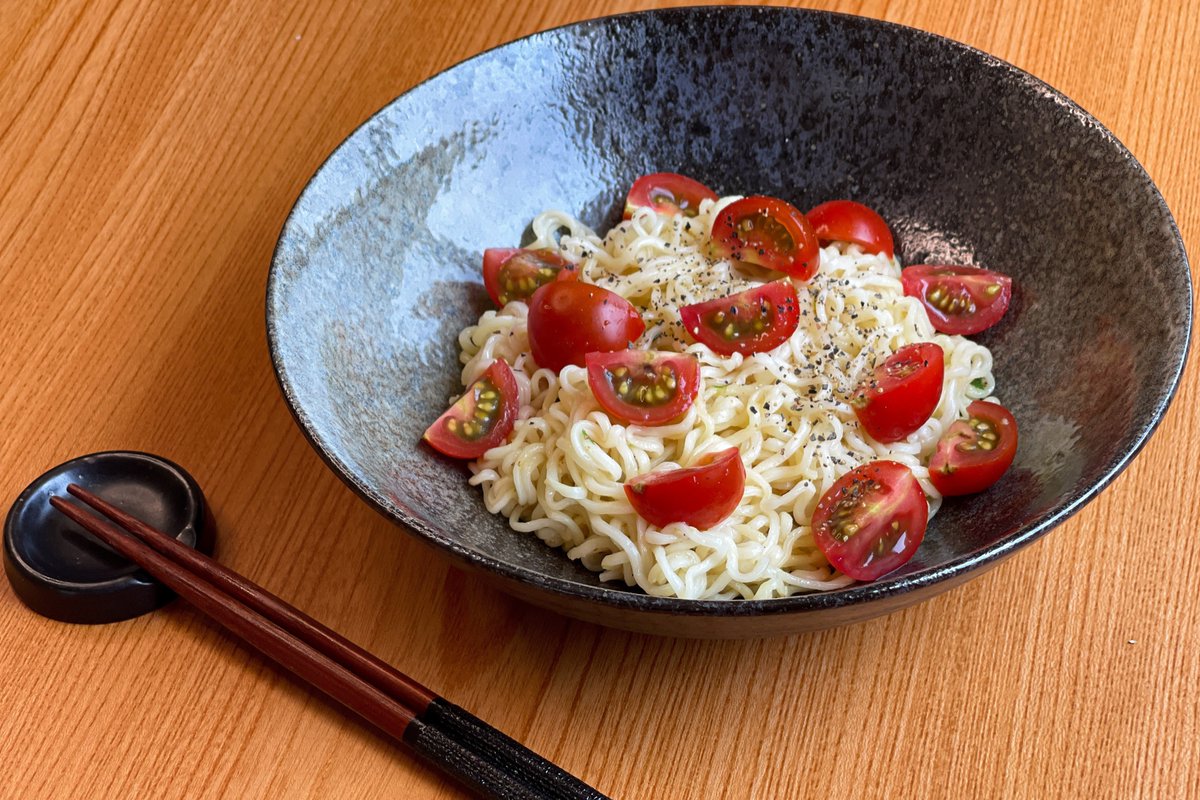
806,200,895,259
624,448,745,530
482,247,577,307
710,196,820,280
422,360,519,459
901,265,1012,335
586,350,699,426
929,401,1018,496
527,281,645,373
812,461,928,581
624,172,718,219
853,343,944,443
680,280,800,357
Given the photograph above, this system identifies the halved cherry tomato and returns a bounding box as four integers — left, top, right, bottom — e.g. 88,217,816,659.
482,247,577,307
806,200,895,259
586,350,699,426
623,172,718,219
812,461,928,581
929,401,1018,496
679,280,799,357
422,360,518,459
527,281,645,373
901,265,1012,335
853,343,944,443
710,196,820,280
624,448,745,530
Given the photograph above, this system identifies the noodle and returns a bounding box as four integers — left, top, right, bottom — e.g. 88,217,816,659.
455,197,996,600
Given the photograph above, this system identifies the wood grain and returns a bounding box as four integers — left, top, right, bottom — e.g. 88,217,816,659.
1,1,1196,797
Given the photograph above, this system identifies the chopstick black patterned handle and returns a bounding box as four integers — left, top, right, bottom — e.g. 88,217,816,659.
404,717,544,798
420,699,609,799
404,715,607,799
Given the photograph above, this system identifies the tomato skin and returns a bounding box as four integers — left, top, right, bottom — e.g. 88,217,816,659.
901,265,1012,335
586,350,700,426
527,281,645,373
710,196,820,280
812,461,928,581
853,343,944,443
624,172,718,219
422,360,519,459
929,401,1018,496
679,280,800,356
624,448,745,530
806,200,895,258
482,247,577,307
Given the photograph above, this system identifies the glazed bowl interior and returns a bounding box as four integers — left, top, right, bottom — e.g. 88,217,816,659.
267,7,1190,637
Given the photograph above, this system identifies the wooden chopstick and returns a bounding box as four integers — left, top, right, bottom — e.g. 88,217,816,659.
49,490,607,800
64,484,437,714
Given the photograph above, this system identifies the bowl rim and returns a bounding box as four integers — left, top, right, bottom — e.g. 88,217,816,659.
266,5,1193,619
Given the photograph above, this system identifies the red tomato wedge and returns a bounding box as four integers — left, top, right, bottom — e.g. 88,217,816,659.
929,401,1018,496
901,265,1013,335
812,461,928,581
624,172,718,219
527,281,645,373
711,196,820,280
680,280,800,356
624,448,745,530
482,247,577,307
586,350,699,426
853,343,944,443
422,360,519,459
806,200,895,259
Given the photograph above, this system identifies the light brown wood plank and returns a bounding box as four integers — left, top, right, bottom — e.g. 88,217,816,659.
1,1,1196,798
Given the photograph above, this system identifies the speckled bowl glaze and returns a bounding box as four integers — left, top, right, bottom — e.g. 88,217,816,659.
267,7,1190,638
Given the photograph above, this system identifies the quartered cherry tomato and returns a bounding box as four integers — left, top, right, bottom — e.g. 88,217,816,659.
482,247,577,307
624,172,718,219
586,350,699,426
853,343,944,443
812,461,928,581
710,196,820,280
624,448,745,530
422,360,518,459
806,200,895,258
527,281,645,373
901,265,1012,335
679,280,800,357
929,401,1018,496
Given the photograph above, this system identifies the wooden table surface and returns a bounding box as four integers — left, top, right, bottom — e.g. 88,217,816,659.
2,1,1196,797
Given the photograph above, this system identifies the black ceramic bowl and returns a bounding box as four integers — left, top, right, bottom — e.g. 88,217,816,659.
267,7,1190,638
